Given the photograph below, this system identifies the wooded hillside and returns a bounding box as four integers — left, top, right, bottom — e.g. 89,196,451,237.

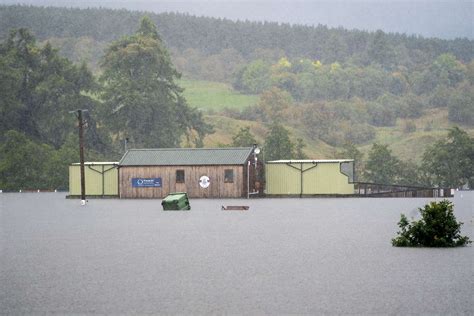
1,5,472,70
1,5,473,190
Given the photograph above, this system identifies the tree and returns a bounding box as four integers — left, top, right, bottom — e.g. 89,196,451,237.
430,54,466,88
0,28,98,148
233,59,271,94
0,130,54,190
392,200,471,247
396,160,424,186
448,86,474,125
367,30,395,69
294,138,308,159
264,123,294,161
0,129,108,191
99,16,212,149
364,143,400,184
429,86,452,108
415,54,466,94
256,87,292,122
422,127,474,188
398,93,423,118
300,102,334,140
231,126,257,147
0,28,108,190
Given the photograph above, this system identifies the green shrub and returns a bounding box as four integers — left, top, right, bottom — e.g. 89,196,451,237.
392,200,471,247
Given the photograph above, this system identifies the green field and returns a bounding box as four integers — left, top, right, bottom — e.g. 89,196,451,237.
179,79,259,111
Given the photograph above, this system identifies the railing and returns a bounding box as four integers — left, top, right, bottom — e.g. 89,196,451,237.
0,189,67,193
354,182,453,198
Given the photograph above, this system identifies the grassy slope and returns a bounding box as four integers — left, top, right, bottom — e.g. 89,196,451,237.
181,78,474,161
360,110,474,162
179,79,258,111
202,115,336,158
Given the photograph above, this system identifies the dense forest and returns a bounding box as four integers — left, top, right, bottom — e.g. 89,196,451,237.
0,5,473,190
1,5,473,73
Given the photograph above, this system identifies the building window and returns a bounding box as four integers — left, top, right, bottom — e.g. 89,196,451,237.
224,169,234,183
176,170,185,183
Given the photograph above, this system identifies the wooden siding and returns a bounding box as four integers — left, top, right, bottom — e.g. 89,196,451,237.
119,165,246,198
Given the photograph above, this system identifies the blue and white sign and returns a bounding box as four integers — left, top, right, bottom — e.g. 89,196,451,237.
132,178,162,188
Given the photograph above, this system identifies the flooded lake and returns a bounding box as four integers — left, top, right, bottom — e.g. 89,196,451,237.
1,192,473,314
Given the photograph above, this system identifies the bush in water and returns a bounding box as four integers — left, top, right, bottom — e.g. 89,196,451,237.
392,200,471,247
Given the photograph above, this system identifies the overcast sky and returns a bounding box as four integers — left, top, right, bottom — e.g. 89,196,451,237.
1,0,472,39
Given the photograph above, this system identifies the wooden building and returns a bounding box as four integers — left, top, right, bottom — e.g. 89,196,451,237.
118,147,258,198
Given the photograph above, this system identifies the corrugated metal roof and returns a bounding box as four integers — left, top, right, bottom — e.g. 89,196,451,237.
119,148,254,166
267,159,354,163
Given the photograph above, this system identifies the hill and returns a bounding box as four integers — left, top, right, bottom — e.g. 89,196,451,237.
1,5,472,72
1,5,473,189
2,0,473,39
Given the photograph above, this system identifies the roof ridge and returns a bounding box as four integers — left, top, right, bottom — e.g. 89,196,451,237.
127,147,253,151
268,159,354,162
119,147,255,166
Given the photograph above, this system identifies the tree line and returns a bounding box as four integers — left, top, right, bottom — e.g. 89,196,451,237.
1,5,472,76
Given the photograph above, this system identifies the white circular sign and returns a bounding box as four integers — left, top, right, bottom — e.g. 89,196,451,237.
199,175,210,188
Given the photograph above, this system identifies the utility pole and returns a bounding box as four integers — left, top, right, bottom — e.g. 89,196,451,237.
70,109,88,205
124,137,129,153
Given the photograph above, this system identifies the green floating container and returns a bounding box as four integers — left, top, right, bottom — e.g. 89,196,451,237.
162,192,191,211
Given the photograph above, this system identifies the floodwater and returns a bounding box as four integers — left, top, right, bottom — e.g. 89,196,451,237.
1,193,473,315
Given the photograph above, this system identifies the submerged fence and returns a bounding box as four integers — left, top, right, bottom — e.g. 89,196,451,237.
1,185,454,198
354,182,453,198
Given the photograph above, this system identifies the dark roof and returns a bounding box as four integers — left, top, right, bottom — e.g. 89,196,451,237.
119,147,254,166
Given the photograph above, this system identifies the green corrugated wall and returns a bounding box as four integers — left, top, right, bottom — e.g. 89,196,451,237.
69,164,118,196
266,162,354,195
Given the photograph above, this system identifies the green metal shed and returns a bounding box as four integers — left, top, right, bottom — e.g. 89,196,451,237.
265,159,355,196
68,162,118,197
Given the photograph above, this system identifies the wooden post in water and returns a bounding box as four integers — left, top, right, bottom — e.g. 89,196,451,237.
70,109,88,205
78,110,86,204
